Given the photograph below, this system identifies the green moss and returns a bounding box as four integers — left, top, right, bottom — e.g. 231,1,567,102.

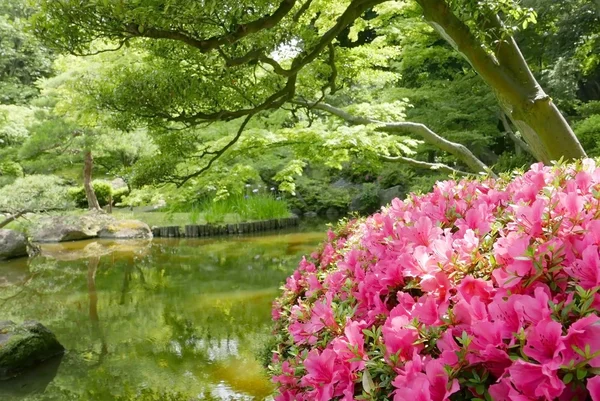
0,321,64,379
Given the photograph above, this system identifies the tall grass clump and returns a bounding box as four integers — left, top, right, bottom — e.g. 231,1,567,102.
198,193,290,223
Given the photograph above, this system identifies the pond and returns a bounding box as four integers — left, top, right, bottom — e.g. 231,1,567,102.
0,228,327,401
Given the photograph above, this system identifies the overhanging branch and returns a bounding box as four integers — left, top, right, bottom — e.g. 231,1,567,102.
173,114,254,187
381,155,470,176
125,0,297,53
293,99,495,176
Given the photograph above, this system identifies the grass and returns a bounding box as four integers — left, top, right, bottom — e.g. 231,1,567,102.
2,194,292,231
197,194,290,224
111,194,291,227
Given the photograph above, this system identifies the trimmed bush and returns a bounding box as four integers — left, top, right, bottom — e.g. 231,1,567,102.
112,187,129,206
270,160,600,401
69,181,113,208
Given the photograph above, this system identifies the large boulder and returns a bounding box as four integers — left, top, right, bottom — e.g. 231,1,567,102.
378,184,405,206
31,213,114,243
0,229,28,260
30,213,151,242
0,320,64,380
97,220,152,239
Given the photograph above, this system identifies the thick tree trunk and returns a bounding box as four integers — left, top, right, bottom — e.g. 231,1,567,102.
416,0,586,164
83,151,101,211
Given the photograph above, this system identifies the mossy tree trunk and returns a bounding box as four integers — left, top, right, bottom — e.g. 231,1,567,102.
416,0,587,163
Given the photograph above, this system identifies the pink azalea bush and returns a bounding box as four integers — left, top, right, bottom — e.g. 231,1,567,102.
270,160,600,401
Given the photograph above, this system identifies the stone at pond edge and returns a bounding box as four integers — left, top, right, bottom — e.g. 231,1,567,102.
97,220,153,239
0,320,64,380
31,213,152,242
0,229,28,260
31,213,114,242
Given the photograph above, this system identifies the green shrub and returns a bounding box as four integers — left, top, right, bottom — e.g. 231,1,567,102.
286,177,351,214
575,114,600,157
112,187,129,205
69,181,113,208
0,174,72,212
351,182,380,215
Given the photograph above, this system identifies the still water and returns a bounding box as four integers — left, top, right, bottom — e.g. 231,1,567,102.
0,229,326,401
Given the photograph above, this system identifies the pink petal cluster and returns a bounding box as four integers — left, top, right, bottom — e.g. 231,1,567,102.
270,160,600,401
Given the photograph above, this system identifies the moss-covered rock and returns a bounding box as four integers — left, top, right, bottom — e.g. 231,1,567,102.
30,213,151,242
0,320,64,380
97,219,152,239
0,229,28,260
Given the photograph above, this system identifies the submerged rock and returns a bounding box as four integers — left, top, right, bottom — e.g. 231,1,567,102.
0,229,28,260
0,320,64,380
97,219,152,239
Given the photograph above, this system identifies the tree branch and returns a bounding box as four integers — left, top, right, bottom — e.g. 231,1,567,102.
173,114,254,187
500,113,534,157
292,99,495,176
0,209,30,229
125,0,297,53
380,155,470,176
293,0,314,22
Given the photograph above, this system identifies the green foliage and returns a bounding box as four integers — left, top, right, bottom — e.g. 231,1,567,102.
0,4,54,104
112,187,129,206
68,181,112,208
0,174,71,211
286,176,351,214
353,182,381,214
197,194,290,224
492,151,534,173
0,104,36,147
119,186,164,208
575,115,600,157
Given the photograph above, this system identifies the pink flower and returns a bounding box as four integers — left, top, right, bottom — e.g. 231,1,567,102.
457,275,493,303
565,245,600,290
425,359,460,401
588,376,600,401
561,314,600,368
300,349,339,401
488,379,532,401
333,319,367,371
523,318,564,365
382,314,422,361
408,216,442,247
508,360,565,399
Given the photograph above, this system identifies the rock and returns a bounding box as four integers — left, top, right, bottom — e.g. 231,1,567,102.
0,320,64,380
0,229,28,260
325,207,340,219
378,185,405,206
109,178,128,190
30,213,151,243
303,211,318,218
31,213,115,243
97,220,153,239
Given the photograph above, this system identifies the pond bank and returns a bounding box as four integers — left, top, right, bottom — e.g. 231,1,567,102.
152,216,300,238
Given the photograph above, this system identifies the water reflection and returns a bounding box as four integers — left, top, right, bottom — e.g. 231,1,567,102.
0,230,325,401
